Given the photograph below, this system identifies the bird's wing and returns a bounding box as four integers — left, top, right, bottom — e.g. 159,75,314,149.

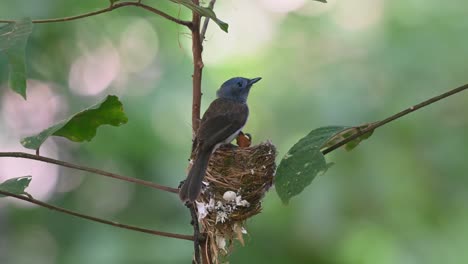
196,98,248,148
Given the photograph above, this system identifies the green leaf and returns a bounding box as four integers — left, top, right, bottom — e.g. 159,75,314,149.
275,126,348,204
21,95,128,150
169,0,229,32
0,18,33,99
313,0,327,3
0,176,32,197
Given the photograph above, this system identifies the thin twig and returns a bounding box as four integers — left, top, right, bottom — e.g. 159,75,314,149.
0,189,193,241
200,0,216,44
0,152,179,194
322,83,468,155
191,0,204,136
0,2,192,28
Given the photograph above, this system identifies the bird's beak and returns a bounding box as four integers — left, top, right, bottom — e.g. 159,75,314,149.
248,77,262,85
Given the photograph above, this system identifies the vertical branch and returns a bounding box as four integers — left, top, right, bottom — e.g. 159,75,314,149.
190,1,207,263
188,204,202,263
191,0,204,136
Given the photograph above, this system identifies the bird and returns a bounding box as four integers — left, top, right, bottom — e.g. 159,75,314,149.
179,77,262,203
236,131,252,148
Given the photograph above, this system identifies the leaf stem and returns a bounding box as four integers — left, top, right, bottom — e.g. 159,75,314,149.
0,152,179,194
0,189,193,241
322,83,468,155
200,0,216,44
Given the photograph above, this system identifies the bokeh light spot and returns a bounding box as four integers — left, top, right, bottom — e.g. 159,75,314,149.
119,18,159,73
200,0,275,65
259,0,307,14
332,0,384,31
68,42,120,96
0,141,59,205
1,80,65,135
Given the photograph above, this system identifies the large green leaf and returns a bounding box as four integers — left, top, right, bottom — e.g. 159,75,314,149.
275,126,348,204
169,0,228,32
0,176,32,197
21,95,128,150
0,18,33,99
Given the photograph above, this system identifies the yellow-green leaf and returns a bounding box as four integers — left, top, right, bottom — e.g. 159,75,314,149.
21,95,128,150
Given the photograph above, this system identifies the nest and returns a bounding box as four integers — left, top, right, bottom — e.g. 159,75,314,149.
193,141,277,263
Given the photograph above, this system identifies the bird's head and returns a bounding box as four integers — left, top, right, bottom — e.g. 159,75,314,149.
216,77,262,103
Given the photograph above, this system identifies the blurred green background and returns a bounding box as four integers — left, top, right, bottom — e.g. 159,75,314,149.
1,0,468,263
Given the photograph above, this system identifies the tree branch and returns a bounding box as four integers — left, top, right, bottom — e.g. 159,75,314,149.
322,83,468,155
188,203,202,263
200,0,216,44
188,1,207,262
0,1,192,28
191,0,204,136
0,152,179,194
0,189,193,241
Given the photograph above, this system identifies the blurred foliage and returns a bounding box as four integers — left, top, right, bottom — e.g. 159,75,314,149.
1,0,468,264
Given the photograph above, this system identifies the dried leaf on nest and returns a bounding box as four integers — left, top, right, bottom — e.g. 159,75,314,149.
194,141,277,263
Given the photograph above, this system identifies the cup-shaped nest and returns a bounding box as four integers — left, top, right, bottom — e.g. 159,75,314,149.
194,141,277,262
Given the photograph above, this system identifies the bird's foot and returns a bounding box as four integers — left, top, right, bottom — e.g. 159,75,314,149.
178,180,186,189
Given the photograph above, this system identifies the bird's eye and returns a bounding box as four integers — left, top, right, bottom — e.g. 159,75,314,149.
237,82,243,87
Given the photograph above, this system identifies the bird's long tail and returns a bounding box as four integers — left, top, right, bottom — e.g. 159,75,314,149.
179,148,212,202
